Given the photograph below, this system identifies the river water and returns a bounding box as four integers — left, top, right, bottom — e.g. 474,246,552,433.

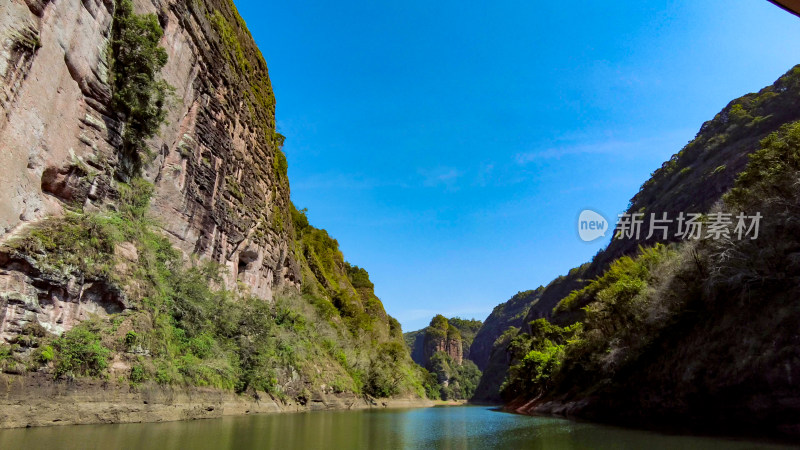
0,405,792,449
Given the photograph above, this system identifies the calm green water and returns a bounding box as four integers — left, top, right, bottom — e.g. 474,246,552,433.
0,406,793,449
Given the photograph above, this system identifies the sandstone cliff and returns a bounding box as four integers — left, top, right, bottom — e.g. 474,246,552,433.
404,315,485,368
0,0,429,421
1,0,297,311
424,332,462,366
401,315,483,400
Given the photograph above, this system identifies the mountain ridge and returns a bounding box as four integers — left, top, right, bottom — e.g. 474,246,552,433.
470,64,800,405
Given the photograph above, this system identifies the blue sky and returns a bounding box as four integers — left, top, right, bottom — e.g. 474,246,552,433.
233,0,800,332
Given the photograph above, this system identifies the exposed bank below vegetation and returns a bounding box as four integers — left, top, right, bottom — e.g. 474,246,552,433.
0,373,436,429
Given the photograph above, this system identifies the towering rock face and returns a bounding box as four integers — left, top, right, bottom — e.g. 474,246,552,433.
423,330,462,366
0,0,298,306
405,316,483,369
0,1,428,406
403,316,483,401
404,315,471,367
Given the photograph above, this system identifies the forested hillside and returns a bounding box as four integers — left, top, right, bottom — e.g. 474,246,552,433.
470,66,800,431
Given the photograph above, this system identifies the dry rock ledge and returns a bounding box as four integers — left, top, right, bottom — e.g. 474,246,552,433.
0,373,435,429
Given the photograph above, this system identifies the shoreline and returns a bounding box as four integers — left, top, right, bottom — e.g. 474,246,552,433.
0,373,436,429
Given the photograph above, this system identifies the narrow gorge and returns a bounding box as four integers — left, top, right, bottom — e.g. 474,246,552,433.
1,0,800,445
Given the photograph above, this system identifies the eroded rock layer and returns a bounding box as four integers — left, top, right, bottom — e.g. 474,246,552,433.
0,0,299,342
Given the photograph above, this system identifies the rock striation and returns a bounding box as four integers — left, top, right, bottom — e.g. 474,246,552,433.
423,330,463,366
0,373,434,429
405,315,465,368
0,0,299,340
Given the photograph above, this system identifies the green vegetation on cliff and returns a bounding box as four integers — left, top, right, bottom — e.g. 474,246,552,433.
446,317,482,359
472,65,800,409
402,315,483,400
469,289,543,372
292,206,397,338
553,244,674,314
587,64,800,274
0,0,429,403
426,314,461,342
428,352,482,400
501,121,800,434
470,270,589,402
52,324,111,379
3,179,429,400
109,0,171,180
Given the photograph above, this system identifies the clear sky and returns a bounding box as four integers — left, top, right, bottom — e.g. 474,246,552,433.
233,0,800,332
